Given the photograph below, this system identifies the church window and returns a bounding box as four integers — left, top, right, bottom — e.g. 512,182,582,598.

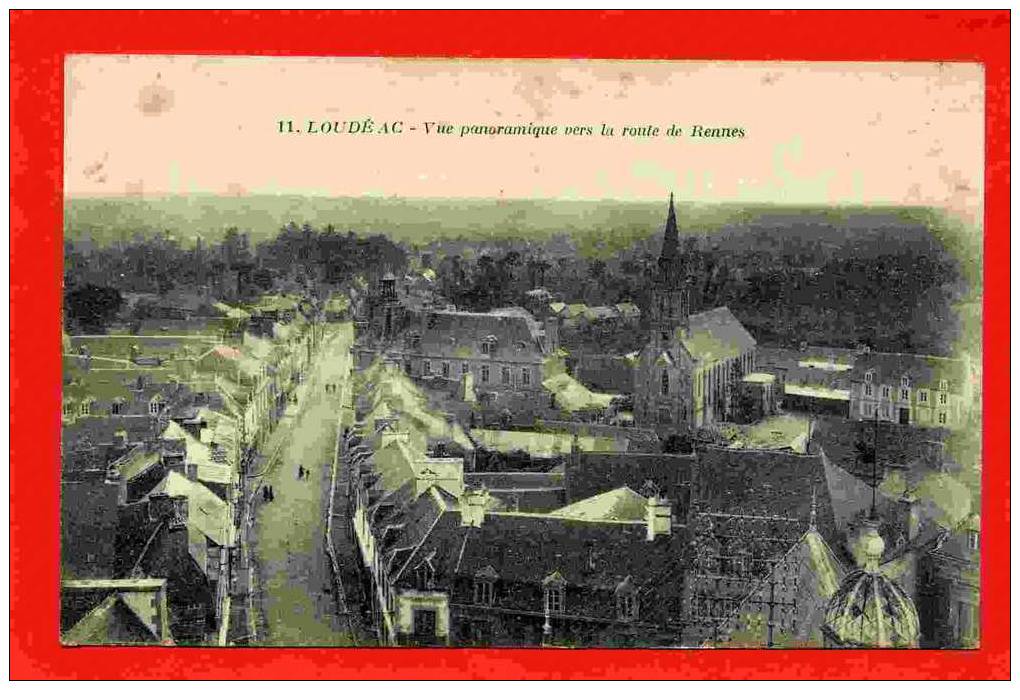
661,369,670,396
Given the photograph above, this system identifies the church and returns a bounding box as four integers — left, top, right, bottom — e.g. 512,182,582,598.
633,195,757,433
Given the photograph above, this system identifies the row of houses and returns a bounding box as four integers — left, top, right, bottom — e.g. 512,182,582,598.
60,295,323,645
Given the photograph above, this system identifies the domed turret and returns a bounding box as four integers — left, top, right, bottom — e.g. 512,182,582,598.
822,519,920,648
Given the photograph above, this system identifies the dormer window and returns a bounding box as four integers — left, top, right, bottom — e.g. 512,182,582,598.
481,335,497,355
939,379,949,392
864,370,874,383
62,402,74,417
615,577,639,622
543,572,566,614
414,560,435,590
80,400,92,416
473,566,497,606
111,399,124,416
901,375,911,388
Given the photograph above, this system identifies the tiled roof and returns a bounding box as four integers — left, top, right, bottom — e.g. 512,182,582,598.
62,592,165,645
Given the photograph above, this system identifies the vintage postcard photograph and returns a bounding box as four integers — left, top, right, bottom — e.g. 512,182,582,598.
57,54,984,654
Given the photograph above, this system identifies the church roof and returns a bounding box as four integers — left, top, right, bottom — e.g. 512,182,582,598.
680,307,756,364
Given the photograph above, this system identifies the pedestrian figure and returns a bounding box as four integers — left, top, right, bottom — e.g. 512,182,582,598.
268,485,275,501
262,485,269,501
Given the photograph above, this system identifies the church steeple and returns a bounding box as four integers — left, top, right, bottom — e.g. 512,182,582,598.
650,193,689,338
659,192,680,271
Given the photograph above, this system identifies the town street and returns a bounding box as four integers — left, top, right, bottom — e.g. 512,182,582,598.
248,322,355,645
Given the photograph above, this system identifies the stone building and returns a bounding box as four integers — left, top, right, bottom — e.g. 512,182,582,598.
848,352,976,428
634,195,756,434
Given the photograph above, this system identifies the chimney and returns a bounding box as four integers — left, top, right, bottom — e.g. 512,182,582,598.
544,317,560,352
896,494,921,543
645,496,672,541
460,488,488,528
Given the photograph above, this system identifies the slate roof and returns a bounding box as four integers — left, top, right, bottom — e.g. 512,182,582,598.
680,307,756,364
161,421,234,485
849,352,969,390
416,308,546,362
712,528,846,648
61,579,172,645
550,486,647,522
151,471,231,546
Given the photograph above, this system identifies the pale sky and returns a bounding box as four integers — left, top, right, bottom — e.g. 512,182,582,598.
65,56,984,225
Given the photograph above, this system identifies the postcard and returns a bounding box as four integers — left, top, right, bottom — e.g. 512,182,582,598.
10,10,1009,681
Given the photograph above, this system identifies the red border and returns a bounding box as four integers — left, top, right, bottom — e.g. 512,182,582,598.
10,10,1010,680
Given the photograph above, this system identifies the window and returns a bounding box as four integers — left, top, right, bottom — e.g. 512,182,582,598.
481,365,490,383
968,531,979,550
501,366,511,385
882,386,890,399
901,376,911,388
148,399,161,416
939,379,949,392
939,393,947,405
461,362,470,376
617,590,639,622
545,584,564,614
864,403,874,417
481,336,497,354
521,368,531,386
657,407,671,423
661,369,670,396
938,412,947,424
414,563,435,590
880,405,889,418
111,400,123,416
80,401,91,416
900,389,909,401
865,384,873,397
864,370,874,383
62,403,73,417
423,360,432,376
441,361,450,378
473,578,494,606
919,390,928,402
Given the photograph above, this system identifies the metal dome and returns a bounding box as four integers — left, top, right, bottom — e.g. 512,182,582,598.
822,520,920,648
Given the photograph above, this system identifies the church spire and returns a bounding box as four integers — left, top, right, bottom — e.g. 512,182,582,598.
659,192,680,265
